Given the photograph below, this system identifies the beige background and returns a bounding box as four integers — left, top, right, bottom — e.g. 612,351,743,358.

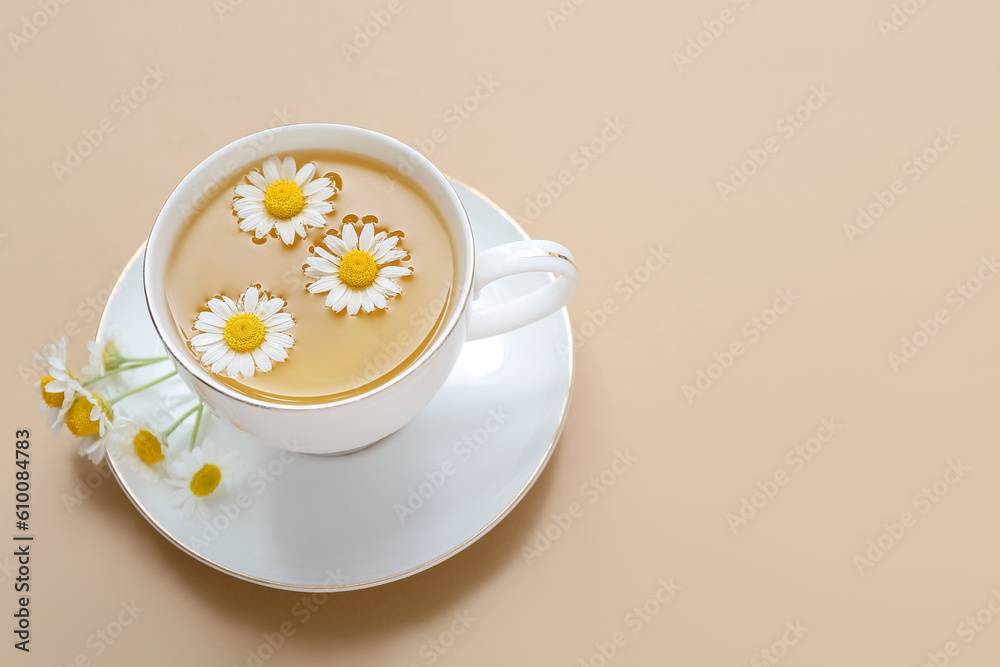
3,0,1000,665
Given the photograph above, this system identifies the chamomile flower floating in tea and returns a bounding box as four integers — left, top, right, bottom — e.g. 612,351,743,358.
233,156,337,245
33,337,85,431
165,438,238,519
305,221,412,315
192,285,294,379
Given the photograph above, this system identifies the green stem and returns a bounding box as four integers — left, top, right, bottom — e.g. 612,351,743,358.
108,371,177,405
189,405,205,451
163,404,201,438
119,356,168,365
82,359,168,386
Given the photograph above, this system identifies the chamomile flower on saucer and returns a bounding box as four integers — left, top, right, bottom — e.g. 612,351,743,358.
33,337,85,432
165,438,238,519
83,334,126,377
233,156,337,245
64,391,116,464
111,412,168,483
191,286,294,380
304,222,412,315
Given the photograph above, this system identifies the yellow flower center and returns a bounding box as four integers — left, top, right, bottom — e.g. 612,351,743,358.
40,375,63,408
264,179,305,219
338,250,379,289
223,313,266,353
190,464,222,497
65,394,112,437
133,429,165,466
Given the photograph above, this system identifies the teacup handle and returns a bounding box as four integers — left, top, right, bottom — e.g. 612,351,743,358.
467,240,578,340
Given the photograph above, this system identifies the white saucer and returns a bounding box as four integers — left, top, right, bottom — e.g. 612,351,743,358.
101,180,574,591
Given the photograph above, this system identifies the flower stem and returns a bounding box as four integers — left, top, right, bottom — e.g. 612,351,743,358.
189,405,205,451
163,404,201,438
108,371,177,405
82,359,168,386
119,356,168,365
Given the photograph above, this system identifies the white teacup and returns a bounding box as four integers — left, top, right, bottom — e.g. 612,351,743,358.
144,123,577,454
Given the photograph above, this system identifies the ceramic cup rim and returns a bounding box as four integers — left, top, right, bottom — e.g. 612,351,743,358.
143,122,475,412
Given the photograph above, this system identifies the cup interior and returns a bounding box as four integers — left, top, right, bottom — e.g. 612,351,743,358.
143,123,474,408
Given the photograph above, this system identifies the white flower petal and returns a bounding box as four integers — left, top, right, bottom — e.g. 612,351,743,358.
359,223,375,252
262,157,280,182
301,178,331,197
243,286,259,314
280,156,296,180
328,289,350,312
260,340,288,362
322,282,348,306
250,348,272,373
246,170,269,191
307,200,334,215
347,290,362,316
192,332,224,348
367,287,387,310
307,275,339,294
294,162,316,186
263,313,294,331
226,355,242,379
207,298,234,320
234,184,264,200
195,312,225,332
308,257,338,274
255,297,284,319
277,222,295,245
267,332,295,348
341,223,358,249
239,353,255,379
211,349,235,375
200,342,229,365
377,266,412,279
321,236,349,257
359,290,375,313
